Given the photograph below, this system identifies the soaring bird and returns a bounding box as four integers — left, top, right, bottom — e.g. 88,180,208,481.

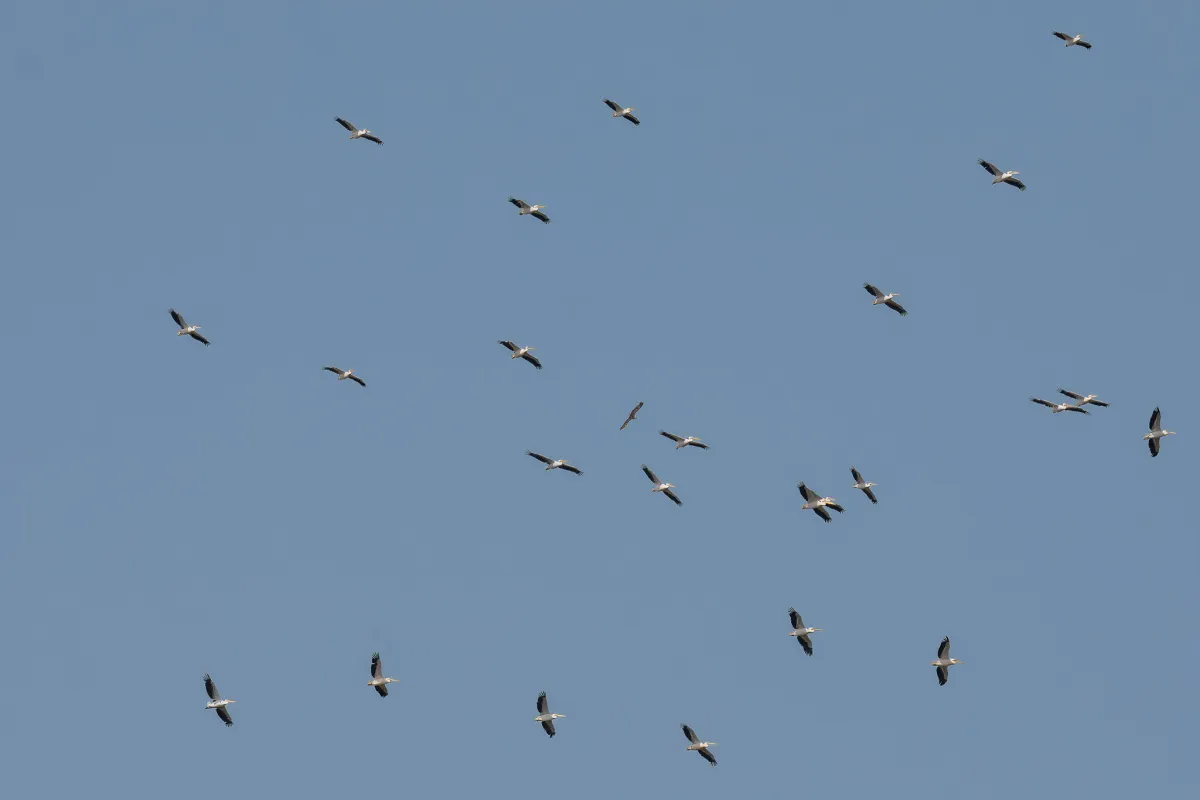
508,197,550,223
534,692,566,738
335,117,383,144
1058,389,1108,408
526,450,583,475
641,464,681,506
659,431,708,450
850,467,878,504
367,652,399,697
931,637,963,686
1144,407,1176,457
498,340,542,369
602,98,640,125
797,482,844,523
620,401,644,431
203,674,235,727
681,724,717,767
169,309,210,346
978,159,1026,190
787,608,823,656
323,366,366,387
863,283,907,316
1052,31,1092,49
1030,397,1088,414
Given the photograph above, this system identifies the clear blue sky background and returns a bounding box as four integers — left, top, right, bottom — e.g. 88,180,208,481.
1,2,1196,797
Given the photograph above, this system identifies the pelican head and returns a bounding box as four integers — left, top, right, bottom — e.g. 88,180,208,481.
1011,171,1020,176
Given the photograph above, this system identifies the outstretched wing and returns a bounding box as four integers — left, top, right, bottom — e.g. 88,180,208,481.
1030,397,1056,409
531,211,551,223
216,705,233,726
1149,407,1161,431
851,467,863,483
937,665,948,686
698,747,717,767
625,114,640,126
641,464,660,484
1076,40,1092,49
522,352,543,369
863,283,884,299
885,299,907,316
498,340,518,353
169,308,187,328
559,464,583,475
813,506,832,523
526,451,553,465
797,482,817,502
336,117,357,131
1058,389,1085,402
508,197,529,210
323,366,345,376
827,502,845,513
362,134,383,145
537,692,549,715
204,674,220,701
938,636,950,660
372,652,384,680
1062,405,1089,414
1052,32,1071,41
603,99,621,112
348,374,366,387
663,488,683,506
788,608,802,629
798,633,813,656
1149,437,1160,457
863,487,878,504
681,724,699,744
1004,177,1027,191
190,331,211,346
541,720,556,738
978,159,1001,176
660,430,683,443
375,684,388,697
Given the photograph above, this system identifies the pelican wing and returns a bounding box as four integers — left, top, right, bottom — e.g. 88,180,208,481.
798,632,813,656
1076,40,1092,49
1062,405,1088,414
603,99,621,112
1058,389,1085,402
323,366,346,376
1087,399,1109,407
863,487,878,504
697,747,717,767
797,482,818,502
508,197,530,210
681,724,699,744
541,719,556,738
938,636,950,660
863,283,885,299
498,340,518,353
348,374,366,387
537,691,549,715
361,134,383,145
885,299,907,316
526,450,553,465
521,352,543,369
813,506,832,523
1149,407,1161,431
620,401,643,430
371,652,384,680
625,113,640,126
531,211,551,223
663,488,683,506
559,464,583,475
937,665,948,686
851,467,864,483
641,464,660,484
659,431,683,443
1149,437,1160,458
190,331,211,346
1003,177,1027,191
375,683,388,697
827,502,845,513
1030,397,1057,409
169,308,187,328
204,674,220,701
336,117,357,131
788,607,801,629
1052,32,1071,41
216,705,233,726
978,159,1001,176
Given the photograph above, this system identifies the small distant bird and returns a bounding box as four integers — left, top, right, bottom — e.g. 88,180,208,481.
526,450,583,475
850,467,878,504
1058,389,1108,409
797,482,844,523
978,159,1026,191
335,117,383,144
681,724,717,767
787,608,823,656
931,637,963,686
1030,397,1088,414
534,692,566,738
508,197,550,223
619,401,644,431
498,340,542,369
659,431,708,450
367,652,399,697
863,283,907,316
602,98,640,125
1144,407,1176,457
169,309,209,346
203,674,235,727
323,366,366,387
1052,31,1092,49
641,464,681,506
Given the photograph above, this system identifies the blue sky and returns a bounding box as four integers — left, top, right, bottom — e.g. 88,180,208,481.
1,2,1197,797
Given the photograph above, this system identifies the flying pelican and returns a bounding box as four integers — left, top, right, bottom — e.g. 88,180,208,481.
203,673,235,727
1144,407,1176,457
1052,31,1092,49
602,98,640,126
797,482,844,523
526,450,583,475
931,637,963,686
508,197,550,223
534,692,566,738
659,431,709,450
335,117,383,144
498,340,542,369
323,366,366,387
641,464,681,506
681,724,717,767
850,467,878,504
1030,397,1088,414
863,283,907,316
368,652,399,697
978,159,1026,191
620,401,644,431
169,309,210,346
1058,389,1109,409
787,608,822,656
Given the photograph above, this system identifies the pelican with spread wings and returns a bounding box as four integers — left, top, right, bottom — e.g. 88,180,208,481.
863,284,907,316
797,482,844,523
659,431,708,450
534,692,566,738
1052,31,1092,49
526,451,583,475
641,464,681,506
367,652,399,697
787,608,823,656
169,309,210,346
323,366,366,387
498,340,542,369
681,724,717,767
507,197,550,223
932,637,964,686
850,467,878,504
602,98,640,125
203,674,235,727
1145,407,1176,457
335,117,383,144
978,159,1026,191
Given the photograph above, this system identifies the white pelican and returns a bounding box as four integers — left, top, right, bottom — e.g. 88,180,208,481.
169,309,209,346
620,401,644,431
508,197,550,223
602,98,640,126
335,117,383,144
1145,407,1176,457
1058,389,1108,408
534,691,566,738
1030,397,1088,414
787,608,822,656
526,450,583,475
659,431,709,450
797,482,844,523
681,724,717,767
203,673,235,727
498,340,542,369
1052,31,1092,49
931,637,963,686
863,283,907,316
323,366,366,387
850,467,878,504
368,652,399,697
641,464,681,506
978,159,1026,191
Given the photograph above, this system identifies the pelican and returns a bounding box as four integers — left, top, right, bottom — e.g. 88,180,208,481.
367,652,399,697
1058,389,1108,408
641,464,681,506
978,159,1026,191
681,724,717,767
620,401,644,431
1030,397,1088,414
850,467,878,504
1144,407,1176,457
526,450,583,475
169,309,209,346
335,117,383,144
508,197,550,223
322,366,366,387
498,340,542,370
1052,32,1092,49
797,482,844,523
534,692,566,738
659,431,708,450
602,99,640,126
863,283,907,316
931,637,963,686
203,673,235,727
787,608,822,656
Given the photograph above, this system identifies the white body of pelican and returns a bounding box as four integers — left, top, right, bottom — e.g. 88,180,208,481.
931,636,963,686
526,450,583,475
169,309,210,346
508,197,550,223
978,159,1026,191
1052,31,1092,48
1058,389,1108,408
498,340,542,369
602,98,640,125
335,117,383,144
850,467,878,504
534,691,566,738
203,673,235,727
1030,397,1087,414
659,431,708,450
641,464,681,506
863,283,907,316
323,366,366,387
787,608,822,656
368,652,399,697
797,482,844,523
620,401,644,431
681,724,717,767
1144,407,1176,457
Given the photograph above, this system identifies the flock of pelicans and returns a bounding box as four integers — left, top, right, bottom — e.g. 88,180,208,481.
185,28,1180,768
